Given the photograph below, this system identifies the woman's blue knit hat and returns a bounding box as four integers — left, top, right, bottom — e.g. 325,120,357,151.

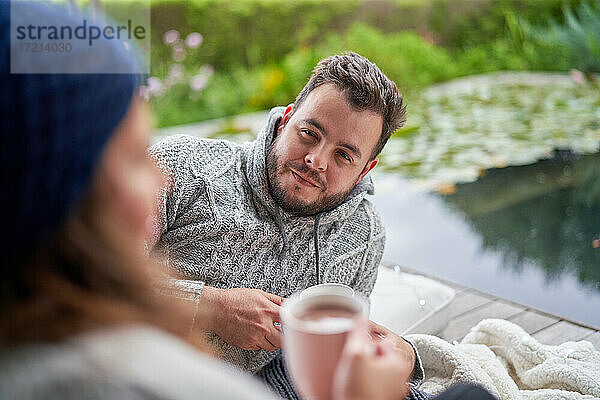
0,1,139,262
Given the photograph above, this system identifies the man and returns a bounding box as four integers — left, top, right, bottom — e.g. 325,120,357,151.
149,52,424,398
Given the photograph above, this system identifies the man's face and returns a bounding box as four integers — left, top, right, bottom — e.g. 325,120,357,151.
267,84,382,216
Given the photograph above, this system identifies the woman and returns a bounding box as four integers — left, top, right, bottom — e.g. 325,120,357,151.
0,3,497,400
0,2,416,399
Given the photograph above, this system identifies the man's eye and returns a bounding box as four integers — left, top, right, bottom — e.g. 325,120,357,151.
338,151,352,162
301,129,316,138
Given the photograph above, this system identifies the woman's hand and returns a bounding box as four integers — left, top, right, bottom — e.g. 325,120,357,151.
332,319,412,400
368,320,416,375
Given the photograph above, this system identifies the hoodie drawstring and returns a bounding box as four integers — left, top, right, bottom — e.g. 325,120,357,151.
274,202,322,286
313,214,321,285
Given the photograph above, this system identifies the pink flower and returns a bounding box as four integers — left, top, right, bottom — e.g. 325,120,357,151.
140,77,164,99
570,69,586,85
147,77,162,92
163,30,180,45
185,32,203,49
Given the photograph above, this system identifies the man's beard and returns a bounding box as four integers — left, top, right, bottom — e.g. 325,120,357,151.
266,140,356,217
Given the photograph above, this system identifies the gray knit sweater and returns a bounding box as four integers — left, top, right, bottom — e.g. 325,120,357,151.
0,326,279,400
149,107,401,374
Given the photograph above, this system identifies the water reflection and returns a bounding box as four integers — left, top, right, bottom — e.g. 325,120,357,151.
443,151,600,291
371,152,600,328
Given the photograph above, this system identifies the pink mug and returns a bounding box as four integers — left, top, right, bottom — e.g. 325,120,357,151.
280,289,369,400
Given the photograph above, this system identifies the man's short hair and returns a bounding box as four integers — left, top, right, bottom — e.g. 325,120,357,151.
294,52,406,160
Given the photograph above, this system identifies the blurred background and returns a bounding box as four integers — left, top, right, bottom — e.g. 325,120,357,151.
112,0,599,327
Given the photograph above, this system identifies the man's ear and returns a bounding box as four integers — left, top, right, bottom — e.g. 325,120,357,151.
356,158,379,184
276,104,294,136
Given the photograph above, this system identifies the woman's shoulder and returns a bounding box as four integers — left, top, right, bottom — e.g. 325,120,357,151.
0,325,279,400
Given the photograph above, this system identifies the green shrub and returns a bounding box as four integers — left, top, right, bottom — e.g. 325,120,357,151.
427,0,582,49
150,67,261,127
147,0,359,71
322,24,458,94
537,1,600,72
505,1,600,72
142,0,595,127
456,39,529,73
134,0,586,72
150,24,465,127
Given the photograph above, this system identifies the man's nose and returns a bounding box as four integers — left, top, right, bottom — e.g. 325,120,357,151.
304,148,327,172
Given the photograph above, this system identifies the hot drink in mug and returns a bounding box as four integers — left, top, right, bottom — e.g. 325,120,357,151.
280,290,369,400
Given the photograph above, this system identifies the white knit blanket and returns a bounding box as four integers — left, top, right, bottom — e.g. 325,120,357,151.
406,319,600,399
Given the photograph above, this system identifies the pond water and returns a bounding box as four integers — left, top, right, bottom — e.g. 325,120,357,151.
371,151,600,328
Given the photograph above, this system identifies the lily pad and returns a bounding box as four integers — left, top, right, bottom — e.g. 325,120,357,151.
379,72,600,189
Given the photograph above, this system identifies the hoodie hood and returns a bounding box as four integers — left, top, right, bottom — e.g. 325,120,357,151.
243,107,377,281
243,106,375,226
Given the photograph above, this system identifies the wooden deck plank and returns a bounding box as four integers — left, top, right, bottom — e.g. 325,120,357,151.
581,331,600,350
532,321,595,345
380,260,599,344
447,290,494,319
440,300,525,343
507,310,559,334
432,279,467,291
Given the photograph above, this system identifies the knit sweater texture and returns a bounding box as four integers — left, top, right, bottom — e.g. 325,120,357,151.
0,326,278,400
149,107,389,373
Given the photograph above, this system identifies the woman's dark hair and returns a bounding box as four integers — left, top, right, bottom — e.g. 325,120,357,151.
0,191,208,351
0,2,208,350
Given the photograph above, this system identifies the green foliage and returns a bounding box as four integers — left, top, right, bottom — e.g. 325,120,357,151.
149,24,465,127
150,67,261,127
136,0,585,73
142,0,598,128
322,24,458,94
506,1,600,72
456,40,529,73
146,0,359,71
426,0,582,48
537,1,600,72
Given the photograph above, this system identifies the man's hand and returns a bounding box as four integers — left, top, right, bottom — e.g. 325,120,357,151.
333,320,412,400
201,287,283,351
368,320,416,375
